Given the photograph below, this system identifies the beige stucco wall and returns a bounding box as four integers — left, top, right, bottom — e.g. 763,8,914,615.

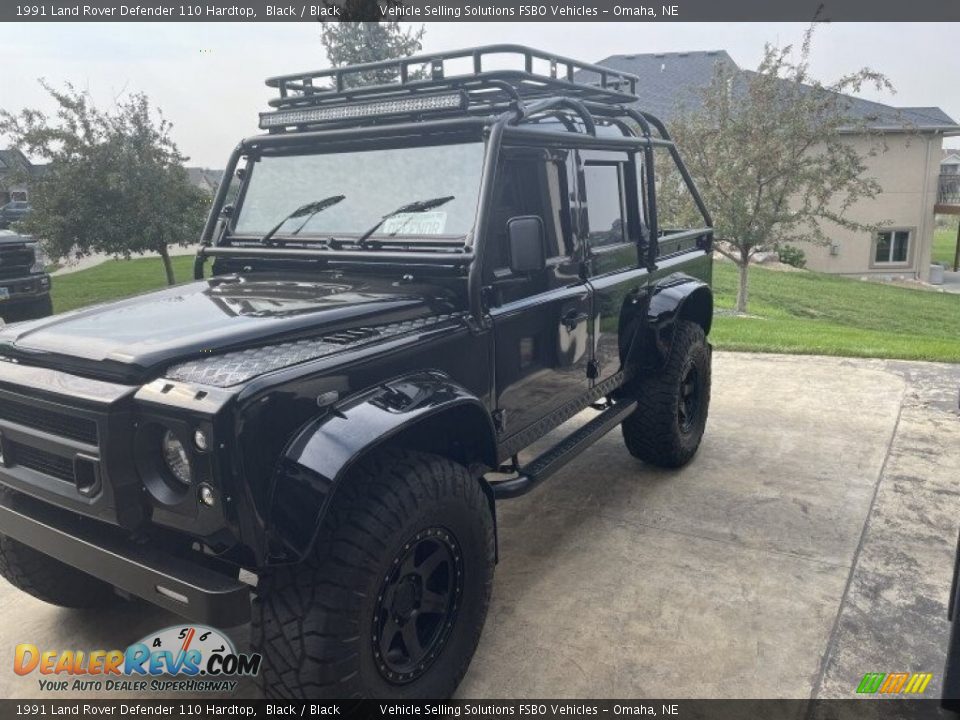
802,133,943,281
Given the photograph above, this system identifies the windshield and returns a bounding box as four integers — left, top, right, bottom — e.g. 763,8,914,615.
233,142,485,240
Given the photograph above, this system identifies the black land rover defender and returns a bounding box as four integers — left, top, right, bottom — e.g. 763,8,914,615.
0,46,714,699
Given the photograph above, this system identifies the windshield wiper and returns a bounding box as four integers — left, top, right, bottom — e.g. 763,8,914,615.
258,195,346,246
355,195,455,246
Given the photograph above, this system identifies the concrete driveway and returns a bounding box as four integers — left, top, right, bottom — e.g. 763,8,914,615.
1,352,959,700
942,270,960,294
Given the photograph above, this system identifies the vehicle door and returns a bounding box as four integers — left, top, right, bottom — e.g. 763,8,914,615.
486,147,591,441
579,149,650,388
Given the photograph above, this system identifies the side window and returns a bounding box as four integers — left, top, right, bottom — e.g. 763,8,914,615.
583,163,627,248
487,152,570,272
542,158,573,259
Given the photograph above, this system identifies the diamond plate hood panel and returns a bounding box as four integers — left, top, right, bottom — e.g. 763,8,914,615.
165,314,463,387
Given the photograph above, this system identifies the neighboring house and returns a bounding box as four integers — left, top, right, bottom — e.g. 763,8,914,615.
944,151,960,174
0,148,46,206
591,51,960,281
186,167,224,195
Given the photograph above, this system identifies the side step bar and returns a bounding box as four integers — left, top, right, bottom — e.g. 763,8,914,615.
491,400,637,499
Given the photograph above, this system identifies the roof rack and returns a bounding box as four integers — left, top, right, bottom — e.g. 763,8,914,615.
259,45,640,130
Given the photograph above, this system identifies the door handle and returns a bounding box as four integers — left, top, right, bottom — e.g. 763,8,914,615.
561,309,586,331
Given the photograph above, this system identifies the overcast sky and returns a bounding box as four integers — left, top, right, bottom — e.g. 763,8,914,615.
2,22,959,166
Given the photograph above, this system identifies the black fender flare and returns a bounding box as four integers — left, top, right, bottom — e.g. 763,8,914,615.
265,371,498,563
625,273,713,374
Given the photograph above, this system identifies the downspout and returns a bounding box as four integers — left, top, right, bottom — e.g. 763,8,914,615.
918,132,936,281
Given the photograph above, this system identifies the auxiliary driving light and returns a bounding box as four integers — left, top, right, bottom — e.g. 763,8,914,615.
258,92,467,129
161,430,192,486
193,429,209,451
199,484,216,507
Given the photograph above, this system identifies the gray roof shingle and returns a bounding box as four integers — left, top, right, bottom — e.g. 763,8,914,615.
575,50,735,121
583,51,959,132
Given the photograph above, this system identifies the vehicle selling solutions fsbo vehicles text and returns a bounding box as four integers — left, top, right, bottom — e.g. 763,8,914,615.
379,4,671,18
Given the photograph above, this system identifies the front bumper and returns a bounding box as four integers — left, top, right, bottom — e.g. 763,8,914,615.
0,490,250,626
0,273,50,304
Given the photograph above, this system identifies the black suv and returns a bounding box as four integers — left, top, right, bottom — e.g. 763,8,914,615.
0,46,713,699
0,229,52,322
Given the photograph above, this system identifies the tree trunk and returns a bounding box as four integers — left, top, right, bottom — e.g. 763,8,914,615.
158,244,175,286
735,257,749,313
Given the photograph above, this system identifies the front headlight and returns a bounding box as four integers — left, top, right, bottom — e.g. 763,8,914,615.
28,243,46,274
161,429,192,486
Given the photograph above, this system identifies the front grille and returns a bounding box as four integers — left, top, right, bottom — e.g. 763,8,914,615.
8,441,75,483
0,398,98,445
0,246,34,280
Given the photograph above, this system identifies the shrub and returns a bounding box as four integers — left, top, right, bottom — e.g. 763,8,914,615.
778,244,807,269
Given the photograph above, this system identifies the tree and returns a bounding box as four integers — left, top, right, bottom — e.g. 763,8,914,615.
320,21,425,88
0,83,208,286
663,27,893,312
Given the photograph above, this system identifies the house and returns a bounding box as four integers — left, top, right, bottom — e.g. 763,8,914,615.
591,51,960,281
943,150,960,175
185,167,224,195
0,148,46,206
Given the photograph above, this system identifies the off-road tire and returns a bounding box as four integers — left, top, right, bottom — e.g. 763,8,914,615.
0,491,118,608
252,450,496,699
622,320,711,468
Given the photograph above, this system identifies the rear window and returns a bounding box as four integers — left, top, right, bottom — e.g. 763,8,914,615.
583,163,626,247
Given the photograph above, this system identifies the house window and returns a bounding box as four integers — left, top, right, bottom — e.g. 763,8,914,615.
583,163,626,247
874,230,911,265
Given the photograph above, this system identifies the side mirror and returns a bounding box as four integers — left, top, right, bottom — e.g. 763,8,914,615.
507,216,546,274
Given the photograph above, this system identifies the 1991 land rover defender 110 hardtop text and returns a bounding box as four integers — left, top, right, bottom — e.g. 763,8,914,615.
0,46,713,699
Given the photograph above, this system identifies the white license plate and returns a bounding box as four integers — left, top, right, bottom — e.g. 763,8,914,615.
0,287,9,301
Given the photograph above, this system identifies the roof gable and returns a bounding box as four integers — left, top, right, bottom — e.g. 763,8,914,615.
0,148,35,175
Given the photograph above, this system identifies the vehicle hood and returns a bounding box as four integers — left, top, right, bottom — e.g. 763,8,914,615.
0,273,459,383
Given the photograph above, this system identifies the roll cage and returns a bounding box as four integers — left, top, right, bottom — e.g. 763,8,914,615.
194,44,713,321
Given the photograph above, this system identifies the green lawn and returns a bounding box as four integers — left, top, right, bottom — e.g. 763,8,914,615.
51,255,195,314
712,262,960,362
47,254,960,363
933,225,959,267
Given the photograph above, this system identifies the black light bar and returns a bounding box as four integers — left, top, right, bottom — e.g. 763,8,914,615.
259,91,467,129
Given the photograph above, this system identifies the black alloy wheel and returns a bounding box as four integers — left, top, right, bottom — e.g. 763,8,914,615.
373,527,463,683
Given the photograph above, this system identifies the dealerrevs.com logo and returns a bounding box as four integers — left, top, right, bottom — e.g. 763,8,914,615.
14,625,261,693
856,672,933,694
